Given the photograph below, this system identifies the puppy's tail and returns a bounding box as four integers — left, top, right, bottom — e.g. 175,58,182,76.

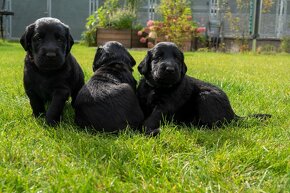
248,113,272,120
235,113,272,121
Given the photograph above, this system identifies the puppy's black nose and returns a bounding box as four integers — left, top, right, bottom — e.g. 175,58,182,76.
46,52,57,57
165,66,175,73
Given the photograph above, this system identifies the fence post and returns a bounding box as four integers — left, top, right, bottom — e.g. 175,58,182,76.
252,0,262,52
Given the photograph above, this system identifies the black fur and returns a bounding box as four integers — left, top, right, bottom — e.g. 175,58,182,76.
137,42,271,134
74,41,144,133
20,17,84,125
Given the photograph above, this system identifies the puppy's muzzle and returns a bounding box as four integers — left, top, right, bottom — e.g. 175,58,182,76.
160,63,177,74
165,66,175,73
46,52,57,58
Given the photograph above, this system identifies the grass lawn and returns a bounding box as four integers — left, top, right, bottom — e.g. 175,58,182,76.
0,42,289,192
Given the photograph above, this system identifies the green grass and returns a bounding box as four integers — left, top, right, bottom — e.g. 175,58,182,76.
0,42,289,192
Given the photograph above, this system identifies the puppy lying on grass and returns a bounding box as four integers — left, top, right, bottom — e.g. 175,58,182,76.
74,41,144,133
20,17,84,125
137,42,271,134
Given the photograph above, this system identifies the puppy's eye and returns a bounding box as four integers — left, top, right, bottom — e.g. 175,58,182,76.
55,35,64,42
173,54,179,59
155,56,162,61
56,37,64,42
34,35,43,41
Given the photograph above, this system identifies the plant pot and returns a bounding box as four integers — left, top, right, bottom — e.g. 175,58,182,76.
96,28,132,48
96,28,146,48
182,40,192,51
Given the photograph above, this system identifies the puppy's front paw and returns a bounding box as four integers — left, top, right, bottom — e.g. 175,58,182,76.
45,114,60,126
32,112,45,118
145,128,161,137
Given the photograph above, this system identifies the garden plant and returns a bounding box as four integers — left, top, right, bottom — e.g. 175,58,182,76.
81,0,139,46
137,0,196,50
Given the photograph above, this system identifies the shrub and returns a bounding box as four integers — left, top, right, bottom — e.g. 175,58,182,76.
81,14,98,46
257,44,277,54
158,0,196,49
110,9,136,29
96,0,136,30
281,36,290,53
96,0,118,28
137,0,196,49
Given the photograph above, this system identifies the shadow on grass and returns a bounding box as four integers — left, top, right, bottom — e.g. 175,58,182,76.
27,100,273,168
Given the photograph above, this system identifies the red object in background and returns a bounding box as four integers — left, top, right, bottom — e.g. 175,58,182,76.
147,20,154,27
137,30,143,36
140,37,146,43
196,27,206,33
187,15,192,21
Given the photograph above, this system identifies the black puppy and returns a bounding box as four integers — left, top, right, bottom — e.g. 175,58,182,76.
74,41,144,133
137,42,271,133
20,17,84,125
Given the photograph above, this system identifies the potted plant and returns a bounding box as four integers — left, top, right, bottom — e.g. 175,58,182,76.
96,7,136,48
81,0,143,48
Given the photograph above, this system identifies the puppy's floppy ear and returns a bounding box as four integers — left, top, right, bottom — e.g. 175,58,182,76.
66,28,74,55
180,50,187,76
92,47,104,72
127,52,136,67
20,23,35,55
138,50,152,75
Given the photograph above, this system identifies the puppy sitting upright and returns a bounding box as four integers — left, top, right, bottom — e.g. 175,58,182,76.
74,41,144,133
137,42,271,134
20,17,84,125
